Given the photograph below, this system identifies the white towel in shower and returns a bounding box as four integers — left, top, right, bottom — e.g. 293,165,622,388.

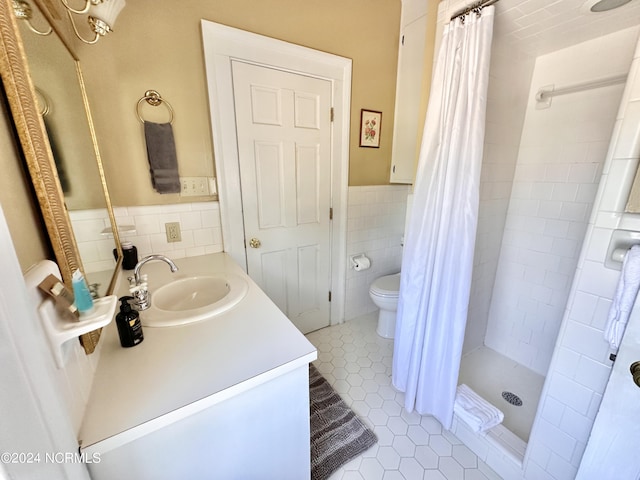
454,384,504,433
604,245,640,350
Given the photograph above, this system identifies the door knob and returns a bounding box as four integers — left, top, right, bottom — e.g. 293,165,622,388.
630,361,640,387
249,238,261,249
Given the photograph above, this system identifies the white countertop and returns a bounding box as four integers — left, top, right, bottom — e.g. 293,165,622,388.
79,253,317,454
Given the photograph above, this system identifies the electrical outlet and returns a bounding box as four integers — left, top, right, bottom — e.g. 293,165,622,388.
165,222,181,243
180,177,210,197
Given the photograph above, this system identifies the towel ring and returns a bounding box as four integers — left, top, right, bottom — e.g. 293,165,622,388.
136,90,174,124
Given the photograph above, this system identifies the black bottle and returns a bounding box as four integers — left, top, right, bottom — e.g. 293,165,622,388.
113,242,138,270
122,242,138,270
115,296,144,348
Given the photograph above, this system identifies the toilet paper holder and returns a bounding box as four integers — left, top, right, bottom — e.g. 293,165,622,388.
350,253,371,271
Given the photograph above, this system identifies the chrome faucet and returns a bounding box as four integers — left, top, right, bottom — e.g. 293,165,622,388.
134,254,179,284
129,255,179,310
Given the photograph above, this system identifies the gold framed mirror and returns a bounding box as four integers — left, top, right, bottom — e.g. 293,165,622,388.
0,0,121,354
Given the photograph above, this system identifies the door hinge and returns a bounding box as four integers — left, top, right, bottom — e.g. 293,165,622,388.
329,291,332,302
330,107,334,122
401,35,405,46
329,207,333,220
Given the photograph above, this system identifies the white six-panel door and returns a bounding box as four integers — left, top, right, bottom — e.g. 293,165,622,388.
232,61,332,334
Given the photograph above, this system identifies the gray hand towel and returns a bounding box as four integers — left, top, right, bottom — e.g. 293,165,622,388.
143,121,181,194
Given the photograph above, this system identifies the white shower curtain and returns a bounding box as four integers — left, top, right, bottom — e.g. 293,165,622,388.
392,6,495,429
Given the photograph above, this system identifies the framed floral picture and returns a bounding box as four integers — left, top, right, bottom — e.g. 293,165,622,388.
359,109,382,148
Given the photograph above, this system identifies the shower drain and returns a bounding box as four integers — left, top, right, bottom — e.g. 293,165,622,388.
501,391,523,407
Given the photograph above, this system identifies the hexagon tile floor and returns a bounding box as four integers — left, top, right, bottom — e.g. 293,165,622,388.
305,313,501,480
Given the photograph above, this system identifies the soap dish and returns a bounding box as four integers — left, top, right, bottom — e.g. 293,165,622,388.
24,260,118,368
39,295,117,368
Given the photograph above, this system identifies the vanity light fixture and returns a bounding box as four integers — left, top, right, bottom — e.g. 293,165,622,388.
12,0,52,36
61,0,126,44
13,0,125,43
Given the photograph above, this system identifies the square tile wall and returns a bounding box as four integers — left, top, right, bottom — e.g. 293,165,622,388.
345,185,411,321
484,28,637,377
70,201,223,273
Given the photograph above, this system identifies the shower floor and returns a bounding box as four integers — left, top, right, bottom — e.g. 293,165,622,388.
458,346,545,442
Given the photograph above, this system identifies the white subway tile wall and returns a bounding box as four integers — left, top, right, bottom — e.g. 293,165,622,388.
74,190,410,321
525,29,640,480
69,201,223,273
345,185,411,321
484,28,636,378
465,39,535,355
69,208,117,274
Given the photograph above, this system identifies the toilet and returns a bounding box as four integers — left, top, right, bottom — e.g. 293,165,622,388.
369,272,401,338
368,193,413,339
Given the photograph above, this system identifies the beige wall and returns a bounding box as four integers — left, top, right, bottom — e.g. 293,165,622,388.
0,92,50,270
77,0,401,206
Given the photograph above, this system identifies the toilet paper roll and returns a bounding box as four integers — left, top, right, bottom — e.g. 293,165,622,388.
353,255,371,271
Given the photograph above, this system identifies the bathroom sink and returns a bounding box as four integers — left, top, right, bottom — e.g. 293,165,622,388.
154,276,233,311
142,273,249,327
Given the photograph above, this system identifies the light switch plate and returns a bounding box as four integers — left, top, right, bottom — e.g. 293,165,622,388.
180,177,210,196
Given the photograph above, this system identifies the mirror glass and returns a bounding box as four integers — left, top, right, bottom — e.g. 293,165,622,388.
16,3,119,296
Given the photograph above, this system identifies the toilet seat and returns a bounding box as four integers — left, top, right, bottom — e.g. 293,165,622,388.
370,273,401,298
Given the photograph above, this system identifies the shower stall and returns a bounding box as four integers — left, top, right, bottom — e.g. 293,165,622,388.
432,0,640,474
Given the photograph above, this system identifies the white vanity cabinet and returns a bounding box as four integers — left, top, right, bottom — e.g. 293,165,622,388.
79,253,317,480
85,365,311,480
390,0,429,184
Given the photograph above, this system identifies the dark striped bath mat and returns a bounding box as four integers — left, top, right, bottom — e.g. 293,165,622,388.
309,363,377,480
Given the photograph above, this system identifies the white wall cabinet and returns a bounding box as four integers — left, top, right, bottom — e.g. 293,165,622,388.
390,0,428,184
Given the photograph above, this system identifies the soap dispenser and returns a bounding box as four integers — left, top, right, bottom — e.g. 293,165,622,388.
115,296,144,348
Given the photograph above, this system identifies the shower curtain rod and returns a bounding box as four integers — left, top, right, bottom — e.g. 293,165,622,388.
450,0,500,21
535,74,628,104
